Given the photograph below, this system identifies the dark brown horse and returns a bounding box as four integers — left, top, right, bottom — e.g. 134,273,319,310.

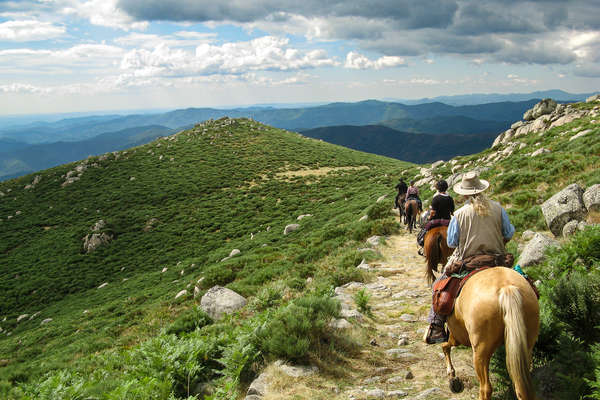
404,199,419,233
423,225,454,284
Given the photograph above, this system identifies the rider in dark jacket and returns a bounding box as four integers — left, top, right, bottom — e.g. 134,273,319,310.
395,179,408,209
417,180,454,248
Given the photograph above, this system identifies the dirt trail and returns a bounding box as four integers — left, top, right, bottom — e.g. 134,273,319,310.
262,232,481,400
337,232,478,399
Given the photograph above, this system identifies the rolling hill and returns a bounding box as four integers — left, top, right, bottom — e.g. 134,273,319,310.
0,99,538,180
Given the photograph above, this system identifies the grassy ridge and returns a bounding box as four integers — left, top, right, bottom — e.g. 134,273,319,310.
0,118,410,389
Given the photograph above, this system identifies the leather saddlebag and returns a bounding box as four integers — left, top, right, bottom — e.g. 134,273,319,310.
432,276,461,316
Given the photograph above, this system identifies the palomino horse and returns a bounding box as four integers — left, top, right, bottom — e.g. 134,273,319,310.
423,225,454,285
404,199,419,233
442,267,539,400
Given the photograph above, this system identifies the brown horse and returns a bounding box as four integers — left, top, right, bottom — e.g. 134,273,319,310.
423,225,454,285
404,199,419,233
441,267,539,400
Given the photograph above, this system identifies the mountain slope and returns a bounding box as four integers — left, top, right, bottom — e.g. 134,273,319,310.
0,118,409,391
380,115,509,135
0,125,175,180
300,124,498,163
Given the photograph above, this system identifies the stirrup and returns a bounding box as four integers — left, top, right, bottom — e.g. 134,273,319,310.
424,323,448,344
417,248,424,257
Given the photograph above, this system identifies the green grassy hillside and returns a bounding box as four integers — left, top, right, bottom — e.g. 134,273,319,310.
0,101,598,398
0,118,412,397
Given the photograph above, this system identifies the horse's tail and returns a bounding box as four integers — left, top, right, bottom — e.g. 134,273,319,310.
499,285,535,399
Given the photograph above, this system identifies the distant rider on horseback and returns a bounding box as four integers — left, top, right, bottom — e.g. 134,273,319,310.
424,171,515,344
417,180,454,249
405,180,422,212
394,178,408,210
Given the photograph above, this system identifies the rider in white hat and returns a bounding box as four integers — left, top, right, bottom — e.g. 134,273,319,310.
424,171,515,344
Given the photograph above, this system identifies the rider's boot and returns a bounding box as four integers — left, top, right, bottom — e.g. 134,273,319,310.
423,322,448,344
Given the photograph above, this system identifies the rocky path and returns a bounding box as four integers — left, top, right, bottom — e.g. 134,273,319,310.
256,232,481,400
333,233,478,399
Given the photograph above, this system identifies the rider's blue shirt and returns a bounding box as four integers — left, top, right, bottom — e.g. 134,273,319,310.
447,206,514,248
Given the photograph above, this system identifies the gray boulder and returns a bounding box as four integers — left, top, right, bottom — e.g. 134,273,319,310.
586,94,600,103
83,233,113,253
562,220,579,237
531,148,551,157
583,184,600,212
524,98,557,121
274,360,318,377
445,173,463,189
366,235,382,246
200,286,247,319
247,372,269,397
518,233,559,267
284,223,300,235
541,184,587,236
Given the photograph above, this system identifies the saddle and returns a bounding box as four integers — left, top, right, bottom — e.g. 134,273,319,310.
432,267,489,316
432,253,538,316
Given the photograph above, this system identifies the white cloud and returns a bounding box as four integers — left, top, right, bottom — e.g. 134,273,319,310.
409,78,440,85
115,31,217,49
344,51,405,69
119,36,338,78
62,0,148,31
0,20,65,41
506,74,538,85
0,83,52,94
0,44,125,75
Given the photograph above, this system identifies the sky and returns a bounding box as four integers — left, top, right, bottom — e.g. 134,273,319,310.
0,0,599,115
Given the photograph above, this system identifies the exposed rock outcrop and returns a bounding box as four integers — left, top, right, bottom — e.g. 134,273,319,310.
492,99,599,149
583,184,600,212
523,98,557,121
83,233,113,253
541,184,587,236
518,233,559,267
284,223,300,235
200,285,247,319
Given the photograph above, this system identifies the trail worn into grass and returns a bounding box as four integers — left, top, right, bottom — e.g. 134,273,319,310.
259,232,480,400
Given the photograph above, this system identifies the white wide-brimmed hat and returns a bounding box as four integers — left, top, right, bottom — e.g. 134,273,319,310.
453,171,489,195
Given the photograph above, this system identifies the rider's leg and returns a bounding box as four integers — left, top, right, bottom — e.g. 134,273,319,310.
424,273,449,344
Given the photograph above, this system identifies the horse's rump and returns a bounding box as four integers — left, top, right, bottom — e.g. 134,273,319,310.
443,267,539,400
423,225,454,283
450,267,539,347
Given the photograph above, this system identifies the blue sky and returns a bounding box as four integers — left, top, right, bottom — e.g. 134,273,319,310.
0,0,599,115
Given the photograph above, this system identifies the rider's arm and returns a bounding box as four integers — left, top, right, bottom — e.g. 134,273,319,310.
501,207,515,244
447,217,459,248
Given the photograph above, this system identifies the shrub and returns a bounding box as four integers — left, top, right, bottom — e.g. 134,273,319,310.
353,289,372,316
366,201,390,220
492,227,600,399
166,307,213,336
545,270,600,345
330,267,365,288
257,294,340,362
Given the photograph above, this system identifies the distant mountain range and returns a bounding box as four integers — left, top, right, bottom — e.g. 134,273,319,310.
0,125,174,180
0,95,570,180
392,89,594,106
300,125,498,163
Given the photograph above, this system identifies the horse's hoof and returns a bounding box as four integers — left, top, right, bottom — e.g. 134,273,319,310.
449,377,464,393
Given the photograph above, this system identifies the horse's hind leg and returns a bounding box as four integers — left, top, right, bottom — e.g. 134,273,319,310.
443,336,464,393
473,344,494,400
